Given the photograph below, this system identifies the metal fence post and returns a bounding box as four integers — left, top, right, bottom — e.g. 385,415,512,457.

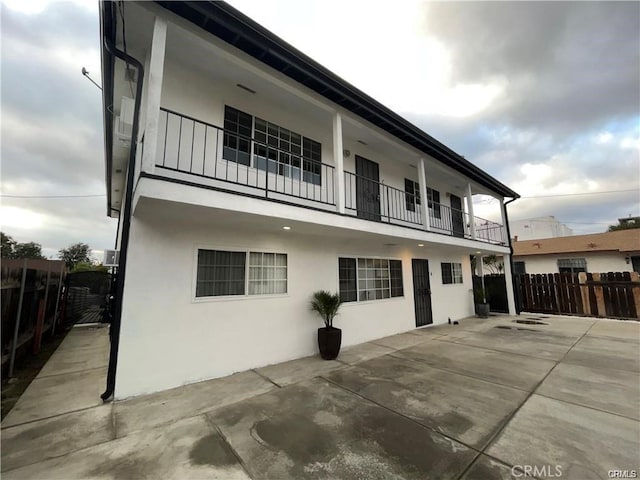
51,263,64,336
9,259,28,378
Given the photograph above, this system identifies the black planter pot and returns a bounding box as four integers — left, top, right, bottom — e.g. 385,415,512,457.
476,303,490,318
318,327,342,360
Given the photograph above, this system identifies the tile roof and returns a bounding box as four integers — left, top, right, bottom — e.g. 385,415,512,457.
513,229,640,256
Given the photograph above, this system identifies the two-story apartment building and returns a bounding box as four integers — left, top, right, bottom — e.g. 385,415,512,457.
99,1,519,399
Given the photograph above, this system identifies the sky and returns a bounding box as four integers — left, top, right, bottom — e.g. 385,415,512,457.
1,0,639,259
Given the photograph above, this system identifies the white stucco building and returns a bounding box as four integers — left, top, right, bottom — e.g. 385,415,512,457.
510,216,574,241
99,1,519,399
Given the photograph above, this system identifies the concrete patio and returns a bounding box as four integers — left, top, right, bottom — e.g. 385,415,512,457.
2,315,639,479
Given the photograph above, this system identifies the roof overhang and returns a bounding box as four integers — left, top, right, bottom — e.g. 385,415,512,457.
99,1,117,216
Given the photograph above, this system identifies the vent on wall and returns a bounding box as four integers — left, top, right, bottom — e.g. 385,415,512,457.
103,250,120,267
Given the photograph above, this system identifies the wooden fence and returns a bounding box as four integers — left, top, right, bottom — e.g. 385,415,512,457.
515,272,640,320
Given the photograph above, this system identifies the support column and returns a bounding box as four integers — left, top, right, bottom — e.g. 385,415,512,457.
466,183,477,240
503,253,517,314
141,17,167,175
418,157,430,230
333,112,345,213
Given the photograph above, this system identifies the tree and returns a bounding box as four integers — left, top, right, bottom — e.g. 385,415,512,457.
482,254,504,275
72,261,109,273
1,232,16,258
1,233,45,259
13,242,45,259
58,243,92,269
608,217,640,232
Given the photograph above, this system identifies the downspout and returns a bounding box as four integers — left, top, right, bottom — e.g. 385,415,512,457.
503,197,520,315
101,33,144,402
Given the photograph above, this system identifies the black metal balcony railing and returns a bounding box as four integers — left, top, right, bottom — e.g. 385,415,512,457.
475,217,508,245
150,108,507,246
157,108,336,206
344,171,422,226
428,202,469,238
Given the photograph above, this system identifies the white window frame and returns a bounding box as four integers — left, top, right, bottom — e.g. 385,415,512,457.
192,245,289,302
337,255,405,304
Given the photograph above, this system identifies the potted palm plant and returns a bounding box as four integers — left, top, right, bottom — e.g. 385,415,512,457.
474,286,490,318
310,290,342,360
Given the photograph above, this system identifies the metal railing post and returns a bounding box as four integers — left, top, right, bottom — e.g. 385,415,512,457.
265,158,269,198
385,185,390,222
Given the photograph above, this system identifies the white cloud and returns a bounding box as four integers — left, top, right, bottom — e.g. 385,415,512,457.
1,0,94,15
595,131,613,143
620,137,640,150
0,206,45,230
227,0,504,118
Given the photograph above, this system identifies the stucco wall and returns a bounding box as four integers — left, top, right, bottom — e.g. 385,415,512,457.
514,253,631,274
115,210,475,399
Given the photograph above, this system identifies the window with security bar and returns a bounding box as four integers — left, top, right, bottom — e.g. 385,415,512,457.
557,258,586,274
196,249,287,298
441,262,463,284
338,257,403,302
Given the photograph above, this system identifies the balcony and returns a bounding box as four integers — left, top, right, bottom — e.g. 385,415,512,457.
148,108,507,246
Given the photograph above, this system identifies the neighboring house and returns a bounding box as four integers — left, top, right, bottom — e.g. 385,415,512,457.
99,1,519,399
512,230,640,275
510,216,574,241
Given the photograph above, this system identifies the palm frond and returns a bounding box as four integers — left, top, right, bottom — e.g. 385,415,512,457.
310,290,342,327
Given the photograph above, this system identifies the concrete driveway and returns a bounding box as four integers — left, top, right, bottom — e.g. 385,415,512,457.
2,315,639,479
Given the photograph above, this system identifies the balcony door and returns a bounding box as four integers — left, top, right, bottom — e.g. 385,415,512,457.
450,194,465,238
355,155,381,221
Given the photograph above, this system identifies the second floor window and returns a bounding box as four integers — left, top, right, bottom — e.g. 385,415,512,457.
403,179,441,219
427,188,441,219
223,106,252,166
223,105,322,185
404,179,421,212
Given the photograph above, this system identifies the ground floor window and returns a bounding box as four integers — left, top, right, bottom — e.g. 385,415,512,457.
441,262,463,284
196,249,287,298
513,261,526,274
557,258,586,274
338,257,404,302
248,252,287,295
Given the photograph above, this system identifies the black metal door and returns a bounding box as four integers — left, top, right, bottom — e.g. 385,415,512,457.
412,259,433,327
355,155,381,221
450,194,465,238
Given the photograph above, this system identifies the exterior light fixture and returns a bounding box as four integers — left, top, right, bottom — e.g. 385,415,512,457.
418,243,424,247
282,226,291,230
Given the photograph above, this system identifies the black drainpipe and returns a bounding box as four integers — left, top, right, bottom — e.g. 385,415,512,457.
503,197,520,315
101,34,144,402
